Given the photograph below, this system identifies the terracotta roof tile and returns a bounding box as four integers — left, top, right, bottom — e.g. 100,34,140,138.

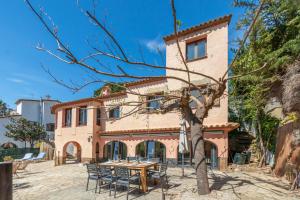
51,91,127,113
163,15,232,42
124,77,166,87
98,122,239,135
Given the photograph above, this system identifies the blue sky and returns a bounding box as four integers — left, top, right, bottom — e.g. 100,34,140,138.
0,0,245,108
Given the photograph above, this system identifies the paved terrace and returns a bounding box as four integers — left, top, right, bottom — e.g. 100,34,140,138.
13,161,300,200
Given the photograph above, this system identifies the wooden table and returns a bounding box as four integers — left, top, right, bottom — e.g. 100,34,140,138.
99,161,158,192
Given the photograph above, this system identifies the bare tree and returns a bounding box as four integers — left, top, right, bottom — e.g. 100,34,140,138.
25,0,266,195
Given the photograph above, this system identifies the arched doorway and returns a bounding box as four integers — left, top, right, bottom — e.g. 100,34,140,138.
135,140,166,163
103,141,127,161
62,141,81,164
95,142,100,162
177,140,218,169
177,141,192,166
204,141,218,169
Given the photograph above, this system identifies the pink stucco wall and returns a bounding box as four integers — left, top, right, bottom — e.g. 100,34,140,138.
94,130,229,161
55,101,102,161
54,19,231,168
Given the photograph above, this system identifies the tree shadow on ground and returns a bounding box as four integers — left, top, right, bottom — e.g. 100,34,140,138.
112,186,144,200
13,182,31,190
21,171,43,176
242,172,291,190
209,171,292,199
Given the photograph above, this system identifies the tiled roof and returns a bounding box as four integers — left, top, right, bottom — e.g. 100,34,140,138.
124,77,166,87
51,78,167,112
163,15,232,42
51,92,127,113
98,122,239,135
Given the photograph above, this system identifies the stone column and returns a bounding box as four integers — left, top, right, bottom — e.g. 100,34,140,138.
0,162,12,200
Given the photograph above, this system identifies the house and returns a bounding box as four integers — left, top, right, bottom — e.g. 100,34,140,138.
52,15,238,170
0,98,60,148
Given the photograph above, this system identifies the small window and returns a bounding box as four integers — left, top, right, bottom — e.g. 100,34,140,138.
109,106,120,119
147,95,163,111
78,106,87,126
46,123,55,131
96,108,101,126
186,39,207,61
64,108,72,127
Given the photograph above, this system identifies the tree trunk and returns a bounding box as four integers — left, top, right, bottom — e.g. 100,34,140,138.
191,114,210,195
257,113,266,167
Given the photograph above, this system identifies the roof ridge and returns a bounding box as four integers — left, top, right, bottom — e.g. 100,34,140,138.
163,14,232,42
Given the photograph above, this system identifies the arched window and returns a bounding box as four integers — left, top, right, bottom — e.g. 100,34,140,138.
103,141,127,161
204,141,218,169
177,140,218,169
135,140,166,163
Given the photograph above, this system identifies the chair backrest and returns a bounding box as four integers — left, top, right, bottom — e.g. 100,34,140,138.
148,158,160,163
86,163,98,175
115,167,129,179
18,161,29,170
99,166,112,176
12,162,20,174
159,162,168,174
23,153,33,160
128,157,137,162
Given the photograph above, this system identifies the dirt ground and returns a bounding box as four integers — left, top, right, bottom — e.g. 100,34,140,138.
13,161,300,200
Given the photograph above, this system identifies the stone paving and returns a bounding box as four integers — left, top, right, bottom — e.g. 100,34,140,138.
13,161,300,200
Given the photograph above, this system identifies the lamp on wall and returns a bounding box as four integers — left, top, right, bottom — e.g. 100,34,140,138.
88,136,93,142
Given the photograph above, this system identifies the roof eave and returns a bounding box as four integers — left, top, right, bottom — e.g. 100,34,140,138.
163,14,232,42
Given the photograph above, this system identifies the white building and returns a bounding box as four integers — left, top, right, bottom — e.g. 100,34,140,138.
0,98,60,148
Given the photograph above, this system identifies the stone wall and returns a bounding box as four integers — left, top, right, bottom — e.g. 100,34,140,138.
274,121,300,177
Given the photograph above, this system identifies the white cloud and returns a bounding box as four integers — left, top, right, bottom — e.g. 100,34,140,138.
143,36,166,53
12,73,51,85
6,78,26,84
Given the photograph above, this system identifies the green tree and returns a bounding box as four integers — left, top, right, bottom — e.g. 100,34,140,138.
93,83,125,97
5,117,47,148
231,0,300,166
0,99,9,117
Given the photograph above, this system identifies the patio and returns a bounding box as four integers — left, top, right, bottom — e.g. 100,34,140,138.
13,161,300,200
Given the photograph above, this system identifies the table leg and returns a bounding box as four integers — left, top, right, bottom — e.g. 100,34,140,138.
153,164,159,185
140,168,147,192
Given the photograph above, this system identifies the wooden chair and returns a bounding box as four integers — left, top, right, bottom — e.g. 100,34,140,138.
17,161,30,171
12,162,21,177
